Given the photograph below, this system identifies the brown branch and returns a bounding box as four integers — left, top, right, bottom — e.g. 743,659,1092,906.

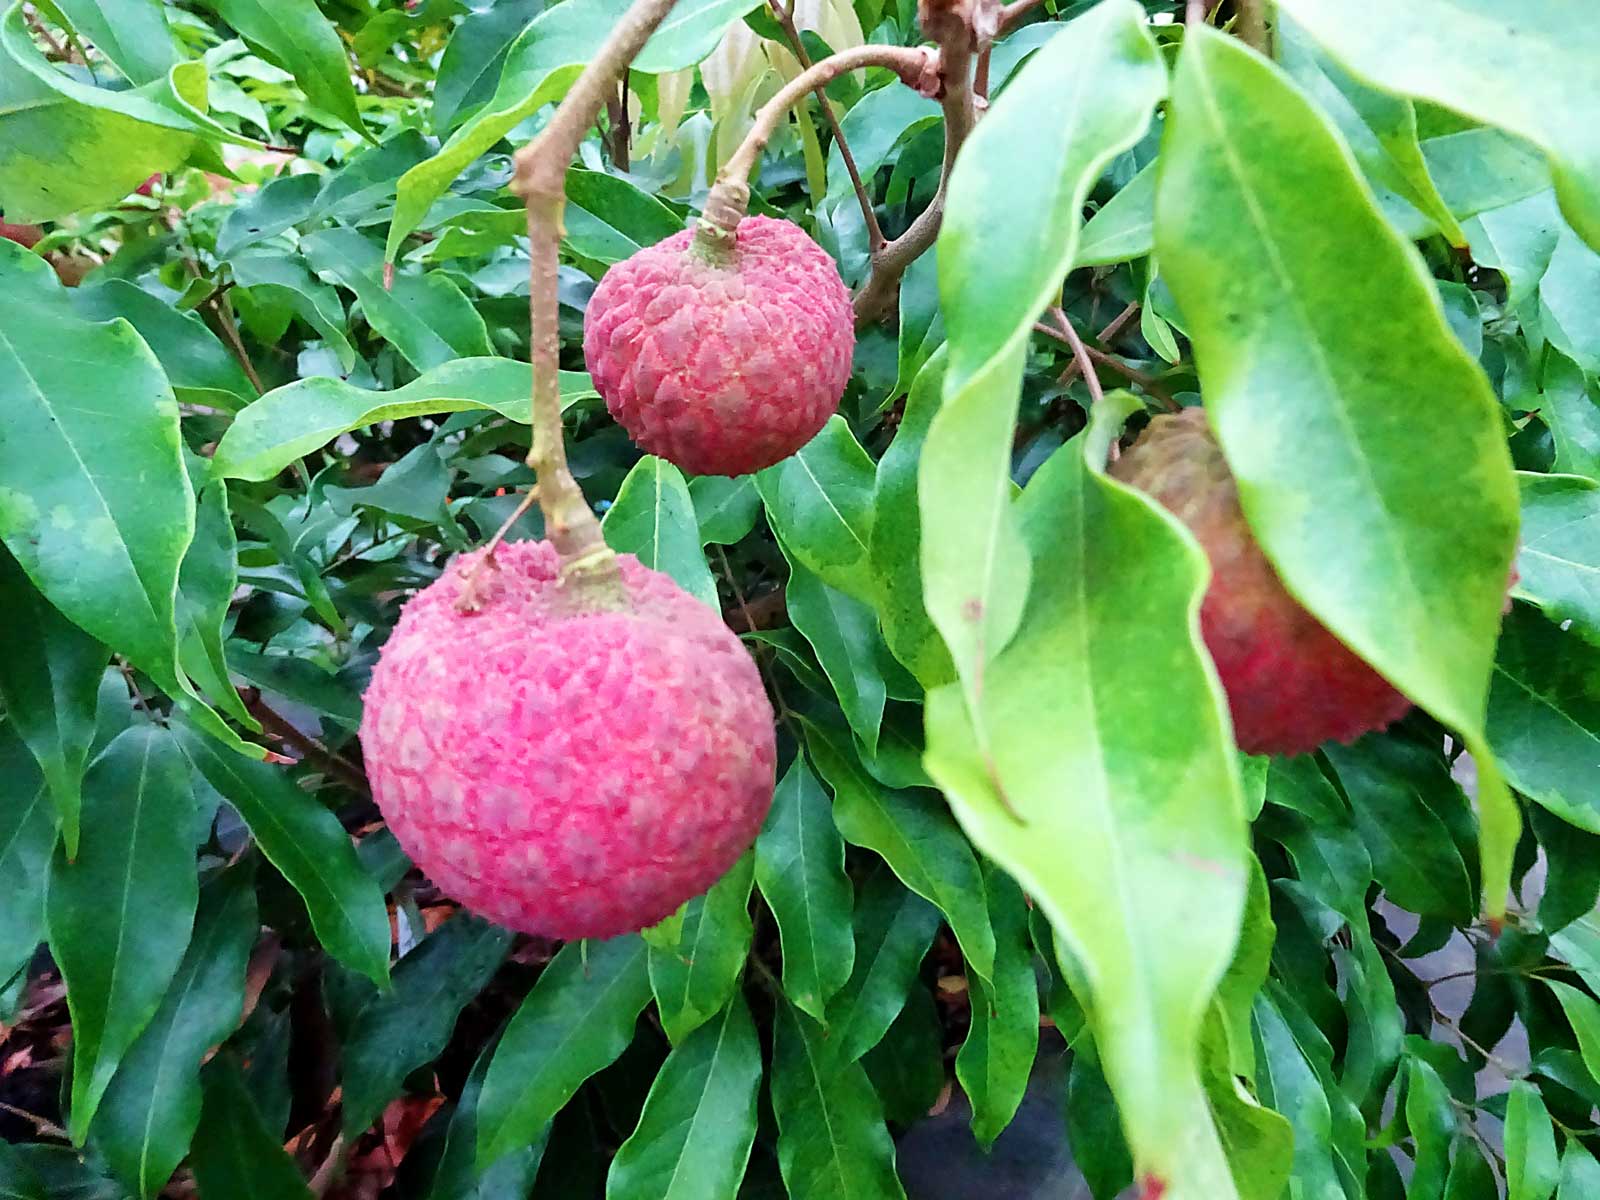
1044,308,1103,407
766,0,884,250
605,70,631,171
852,5,979,323
1084,345,1180,412
245,694,371,797
209,292,264,396
1058,300,1139,386
1036,306,1182,413
1234,0,1267,52
997,0,1046,36
509,0,684,604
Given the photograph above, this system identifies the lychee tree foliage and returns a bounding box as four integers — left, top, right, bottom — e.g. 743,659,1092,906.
6,1,1600,1199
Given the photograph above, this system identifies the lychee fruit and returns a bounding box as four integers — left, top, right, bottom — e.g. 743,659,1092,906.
583,215,855,477
359,540,776,939
1108,407,1413,756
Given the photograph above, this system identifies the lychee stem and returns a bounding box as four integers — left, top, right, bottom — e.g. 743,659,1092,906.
693,43,940,252
508,0,684,609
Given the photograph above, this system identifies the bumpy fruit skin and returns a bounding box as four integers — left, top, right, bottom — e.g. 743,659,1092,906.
1110,408,1413,756
359,541,776,938
583,215,854,477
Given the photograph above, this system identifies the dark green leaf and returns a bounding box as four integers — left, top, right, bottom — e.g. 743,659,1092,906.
754,756,855,1022
755,417,877,604
827,863,940,1066
175,721,391,985
566,169,685,264
47,725,199,1142
1505,1080,1560,1200
1533,804,1600,933
1515,471,1600,645
432,0,544,132
0,724,57,991
603,456,717,608
648,852,754,1044
477,935,652,1167
1405,1057,1456,1200
783,560,887,753
217,174,322,258
93,867,258,1198
1444,1139,1497,1200
178,479,254,729
1067,1041,1134,1200
688,476,760,547
214,0,368,139
229,251,355,371
605,995,761,1200
1252,993,1350,1200
1546,980,1600,1092
189,1055,313,1199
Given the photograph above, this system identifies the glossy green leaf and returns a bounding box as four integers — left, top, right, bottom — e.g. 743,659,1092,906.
923,0,1164,712
603,456,717,609
1487,605,1600,834
432,0,543,132
1260,756,1371,923
1277,0,1600,253
175,721,391,986
416,1041,548,1200
606,994,761,1200
826,863,939,1065
1534,805,1600,933
1515,472,1600,644
0,545,103,856
1200,1010,1292,1200
214,0,368,139
688,476,760,547
217,174,322,258
93,867,258,1199
41,0,178,84
1542,223,1600,374
1548,980,1600,1097
1445,1139,1497,1200
0,1139,47,1200
213,359,596,481
648,852,754,1045
0,244,195,720
0,9,199,221
1156,27,1520,917
754,756,855,1022
47,725,199,1143
566,169,685,264
893,249,943,400
1078,161,1156,267
955,865,1039,1147
805,719,995,987
341,915,512,1137
229,251,355,371
1406,1057,1456,1200
1466,189,1563,306
189,1055,313,1200
823,85,939,215
304,229,493,370
69,280,256,411
871,349,953,690
1252,994,1349,1200
1505,1081,1561,1200
923,397,1247,1198
784,560,887,753
178,479,255,730
0,724,58,991
387,0,761,258
770,999,905,1200
755,417,877,604
1559,1142,1600,1198
478,935,652,1168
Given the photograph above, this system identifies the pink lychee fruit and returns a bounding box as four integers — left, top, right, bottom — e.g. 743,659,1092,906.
583,215,855,477
359,540,776,938
1109,407,1414,756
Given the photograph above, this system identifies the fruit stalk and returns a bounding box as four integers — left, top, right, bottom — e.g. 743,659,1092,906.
510,0,682,602
697,44,940,246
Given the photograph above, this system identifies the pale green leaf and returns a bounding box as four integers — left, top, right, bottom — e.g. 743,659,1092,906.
755,416,877,604
603,456,718,609
648,853,754,1045
214,0,368,138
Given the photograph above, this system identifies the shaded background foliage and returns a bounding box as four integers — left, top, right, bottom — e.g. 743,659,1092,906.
1,1,1600,1198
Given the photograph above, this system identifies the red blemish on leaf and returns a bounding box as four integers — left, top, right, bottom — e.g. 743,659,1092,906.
383,261,395,291
1138,1174,1167,1200
961,597,983,623
1486,914,1505,939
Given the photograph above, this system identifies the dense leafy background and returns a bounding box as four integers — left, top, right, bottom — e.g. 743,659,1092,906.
2,1,1600,1198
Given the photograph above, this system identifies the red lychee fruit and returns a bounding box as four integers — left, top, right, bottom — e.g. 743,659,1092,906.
583,215,855,477
1109,407,1413,756
359,541,776,938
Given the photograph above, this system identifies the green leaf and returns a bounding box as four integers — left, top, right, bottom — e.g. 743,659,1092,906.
1548,980,1600,1099
1259,756,1371,923
1560,1142,1600,1198
1078,160,1156,267
229,251,355,371
755,416,877,604
0,243,199,724
826,863,939,1065
603,456,718,609
922,395,1247,1197
303,229,493,370
688,476,760,547
1406,1057,1456,1200
823,85,939,215
387,0,761,260
805,719,996,987
1505,1081,1561,1200
0,724,58,992
565,169,685,264
1487,605,1600,834
1214,858,1274,1080
923,0,1164,713
178,479,255,730
0,9,199,221
47,725,199,1143
175,721,392,986
605,995,762,1200
1541,222,1600,373
870,350,954,690
1252,994,1350,1200
0,1139,47,1200
1466,189,1563,307
92,867,258,1199
217,174,323,258
1445,1139,1497,1200
754,756,855,1022
341,915,512,1138
1323,738,1475,924
415,1041,548,1200
955,864,1039,1148
432,0,543,132
1534,804,1600,932
41,0,178,84
1067,1040,1134,1199
770,999,905,1200
0,544,104,856
1515,472,1600,644
784,560,887,754
477,935,652,1168
648,852,754,1045
1538,355,1600,483
214,0,368,139
213,359,596,481
189,1055,313,1200
893,249,943,400
1200,1011,1292,1200
1276,0,1600,253
1156,26,1519,918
